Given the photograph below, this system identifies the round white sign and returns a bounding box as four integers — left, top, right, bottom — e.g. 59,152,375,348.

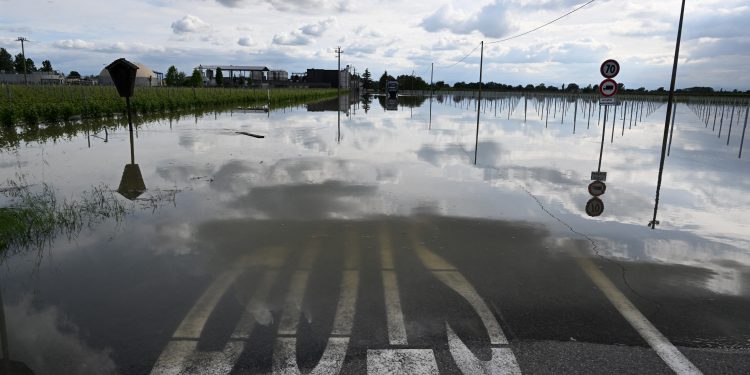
600,59,620,78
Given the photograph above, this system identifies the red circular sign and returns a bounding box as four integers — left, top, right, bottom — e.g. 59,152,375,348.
599,78,618,97
600,59,620,78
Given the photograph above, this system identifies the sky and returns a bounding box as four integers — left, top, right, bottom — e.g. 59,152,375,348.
1,0,748,90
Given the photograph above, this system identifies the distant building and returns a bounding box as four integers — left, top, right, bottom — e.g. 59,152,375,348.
98,62,163,87
0,71,66,85
195,65,288,87
303,66,351,89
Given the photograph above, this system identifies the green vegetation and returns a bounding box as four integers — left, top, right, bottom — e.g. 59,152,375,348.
0,48,13,73
361,69,372,90
0,85,338,127
0,178,127,256
0,176,181,257
215,67,224,86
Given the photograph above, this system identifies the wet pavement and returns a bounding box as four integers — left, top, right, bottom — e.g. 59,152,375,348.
1,94,749,374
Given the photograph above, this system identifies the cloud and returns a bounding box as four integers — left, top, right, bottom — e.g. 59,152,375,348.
345,43,377,56
52,39,96,49
300,17,335,36
354,26,382,38
421,1,513,38
0,25,32,33
272,31,312,45
431,36,473,51
171,15,209,34
272,18,334,45
217,0,350,12
237,36,254,46
51,39,167,55
5,297,118,375
216,0,249,6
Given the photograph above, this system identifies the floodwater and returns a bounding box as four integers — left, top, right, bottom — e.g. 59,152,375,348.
0,93,749,374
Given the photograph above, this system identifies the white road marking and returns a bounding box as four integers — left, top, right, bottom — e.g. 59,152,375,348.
278,237,322,335
150,341,198,375
150,269,243,375
409,231,454,270
446,323,521,375
382,270,409,346
433,271,507,345
231,271,278,339
332,270,360,336
183,342,244,375
173,269,244,339
298,237,321,270
379,224,394,270
273,258,359,374
409,226,521,374
181,271,279,374
150,248,288,375
366,349,439,375
272,337,349,375
379,225,409,346
577,256,703,375
277,271,311,336
344,230,361,270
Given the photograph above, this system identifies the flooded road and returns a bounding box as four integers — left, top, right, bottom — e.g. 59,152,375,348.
1,94,749,374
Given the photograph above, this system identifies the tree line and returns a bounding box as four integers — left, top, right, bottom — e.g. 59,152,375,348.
354,68,750,95
0,47,84,79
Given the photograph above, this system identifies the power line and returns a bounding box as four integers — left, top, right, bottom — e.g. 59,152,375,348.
437,42,482,70
487,0,597,45
384,0,597,77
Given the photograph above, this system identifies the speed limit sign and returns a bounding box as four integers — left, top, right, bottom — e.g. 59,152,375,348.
600,59,620,78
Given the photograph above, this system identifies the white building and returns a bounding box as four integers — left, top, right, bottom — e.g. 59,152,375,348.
98,62,163,87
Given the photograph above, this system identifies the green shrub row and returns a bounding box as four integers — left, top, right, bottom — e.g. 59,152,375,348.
0,85,338,127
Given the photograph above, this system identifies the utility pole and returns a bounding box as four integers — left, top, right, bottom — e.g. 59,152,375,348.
335,46,343,143
650,0,686,230
335,46,343,90
16,36,28,85
430,62,434,96
429,62,434,129
474,41,484,165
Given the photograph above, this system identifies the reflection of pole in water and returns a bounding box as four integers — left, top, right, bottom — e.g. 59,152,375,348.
573,98,577,133
739,104,748,158
127,96,135,165
629,99,635,129
727,103,736,145
621,101,627,136
610,102,617,143
429,63,433,130
524,96,527,123
1,285,10,374
474,41,484,165
598,106,608,172
667,102,677,156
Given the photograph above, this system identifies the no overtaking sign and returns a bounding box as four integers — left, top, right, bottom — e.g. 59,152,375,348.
599,78,617,97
